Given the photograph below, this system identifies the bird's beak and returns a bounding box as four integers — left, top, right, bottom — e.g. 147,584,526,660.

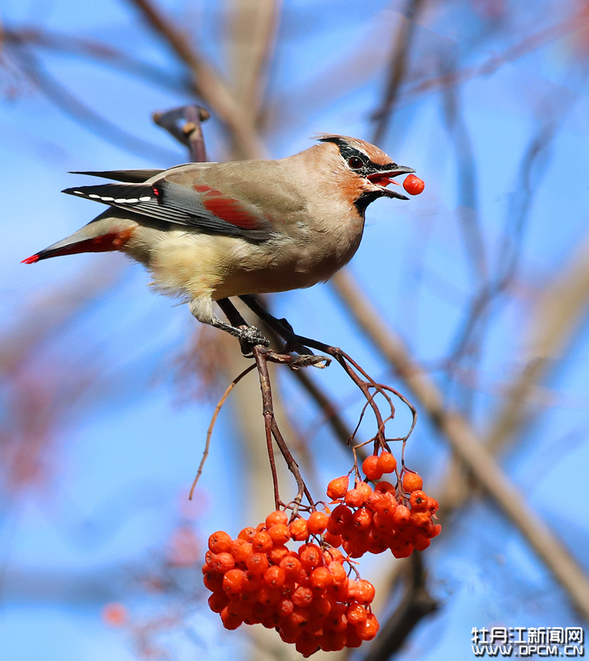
368,165,415,200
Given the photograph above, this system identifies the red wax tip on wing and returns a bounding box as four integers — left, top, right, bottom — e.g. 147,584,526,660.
22,254,39,264
403,174,425,195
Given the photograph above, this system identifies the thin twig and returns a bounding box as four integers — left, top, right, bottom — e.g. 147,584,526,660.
330,268,589,621
189,363,256,500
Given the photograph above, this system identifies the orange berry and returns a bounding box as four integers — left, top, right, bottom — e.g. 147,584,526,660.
346,603,368,625
258,586,281,605
267,523,290,545
375,480,395,493
411,510,432,529
207,591,228,613
356,481,373,499
252,531,273,553
355,579,376,605
403,174,425,196
222,568,246,596
203,571,223,592
373,491,397,516
230,539,253,564
296,636,319,657
220,605,242,630
299,543,322,571
309,594,332,618
310,566,333,592
409,490,428,511
323,547,344,564
325,603,348,632
279,555,302,580
373,510,394,531
377,451,397,474
208,530,232,554
324,531,342,547
307,511,329,535
362,455,383,481
265,510,288,528
356,612,380,640
402,471,423,492
275,597,294,618
268,544,289,565
345,579,359,600
246,552,269,576
346,624,364,648
352,507,372,531
238,527,257,542
330,504,352,529
328,560,347,584
292,586,314,607
427,497,439,516
241,572,263,593
345,488,363,508
263,565,285,588
393,505,411,526
288,606,311,629
210,552,235,574
327,476,349,500
289,518,309,542
391,540,414,558
330,577,349,598
413,534,431,551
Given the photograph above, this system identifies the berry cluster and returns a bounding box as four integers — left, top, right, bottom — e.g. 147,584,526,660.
203,452,440,654
325,453,441,559
203,510,379,656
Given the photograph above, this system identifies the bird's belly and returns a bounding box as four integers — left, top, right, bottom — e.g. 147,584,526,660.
213,231,362,299
130,226,362,302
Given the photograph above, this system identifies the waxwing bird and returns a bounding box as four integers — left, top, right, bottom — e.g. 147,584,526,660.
23,135,415,345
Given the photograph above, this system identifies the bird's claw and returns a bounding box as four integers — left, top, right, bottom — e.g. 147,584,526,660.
235,325,271,355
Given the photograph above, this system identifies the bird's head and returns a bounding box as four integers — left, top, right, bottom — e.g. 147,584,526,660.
316,134,415,213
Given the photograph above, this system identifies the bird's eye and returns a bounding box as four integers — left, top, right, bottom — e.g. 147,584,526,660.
348,156,364,169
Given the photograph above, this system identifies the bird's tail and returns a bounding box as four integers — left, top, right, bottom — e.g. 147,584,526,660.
22,217,136,264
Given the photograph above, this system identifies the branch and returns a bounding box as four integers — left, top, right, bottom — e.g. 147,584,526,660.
126,0,266,159
330,269,589,622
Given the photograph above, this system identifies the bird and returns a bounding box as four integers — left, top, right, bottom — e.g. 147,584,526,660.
23,135,415,346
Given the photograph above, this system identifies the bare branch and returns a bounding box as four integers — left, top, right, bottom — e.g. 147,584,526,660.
331,268,589,621
126,0,267,159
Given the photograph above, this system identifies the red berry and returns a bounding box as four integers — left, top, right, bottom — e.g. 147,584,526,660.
356,613,380,640
222,568,246,595
377,451,397,474
409,490,428,511
267,523,290,545
307,511,329,535
208,530,232,554
252,531,273,553
403,174,424,195
246,552,269,575
402,471,423,492
265,510,288,528
289,518,309,541
362,455,383,481
327,475,349,500
210,552,235,574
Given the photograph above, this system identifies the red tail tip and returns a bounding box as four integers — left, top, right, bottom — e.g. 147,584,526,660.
21,254,39,264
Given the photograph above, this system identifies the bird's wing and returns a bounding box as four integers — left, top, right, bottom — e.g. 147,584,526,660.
69,169,166,183
62,174,274,241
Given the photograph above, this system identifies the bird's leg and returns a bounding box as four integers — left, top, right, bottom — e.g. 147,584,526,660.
239,295,332,355
214,298,270,354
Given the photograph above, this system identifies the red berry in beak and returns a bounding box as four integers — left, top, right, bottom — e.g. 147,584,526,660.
403,174,424,195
